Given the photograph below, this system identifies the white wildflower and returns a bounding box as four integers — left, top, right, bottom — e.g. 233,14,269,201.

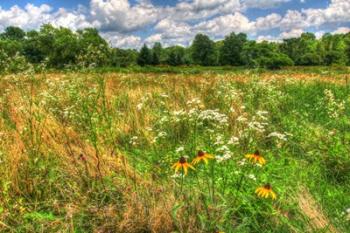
175,146,185,153
247,174,256,181
267,132,287,141
228,136,239,145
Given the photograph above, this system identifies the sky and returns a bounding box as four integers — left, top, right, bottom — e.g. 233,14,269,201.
0,0,349,48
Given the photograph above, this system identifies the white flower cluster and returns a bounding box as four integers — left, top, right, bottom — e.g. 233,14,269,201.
323,89,345,119
151,131,167,144
215,145,233,163
267,132,288,141
129,136,138,146
175,146,185,154
198,109,229,127
136,96,149,111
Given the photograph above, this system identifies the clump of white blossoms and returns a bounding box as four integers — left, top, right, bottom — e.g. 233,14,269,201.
136,96,149,111
129,136,138,146
267,132,288,141
323,89,345,119
215,145,233,163
247,174,256,181
227,136,239,145
175,146,185,154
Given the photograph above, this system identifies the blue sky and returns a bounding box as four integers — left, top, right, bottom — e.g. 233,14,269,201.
0,0,349,48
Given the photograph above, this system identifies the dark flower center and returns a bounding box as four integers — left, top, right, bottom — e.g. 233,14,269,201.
264,183,272,190
197,150,205,157
179,156,187,164
254,150,260,156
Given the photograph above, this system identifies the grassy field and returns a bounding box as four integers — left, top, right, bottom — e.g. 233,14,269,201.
0,69,349,232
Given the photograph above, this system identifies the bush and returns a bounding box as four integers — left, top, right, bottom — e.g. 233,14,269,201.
297,53,323,65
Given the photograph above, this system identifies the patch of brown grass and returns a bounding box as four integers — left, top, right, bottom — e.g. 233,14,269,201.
298,187,338,233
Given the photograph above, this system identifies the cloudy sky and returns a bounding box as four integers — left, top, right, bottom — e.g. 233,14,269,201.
0,0,349,48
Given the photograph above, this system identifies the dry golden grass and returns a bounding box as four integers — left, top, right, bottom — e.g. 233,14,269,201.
298,187,339,233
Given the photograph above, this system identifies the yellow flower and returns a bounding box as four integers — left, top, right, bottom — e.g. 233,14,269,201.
192,150,214,165
245,150,266,165
255,183,277,200
172,156,195,175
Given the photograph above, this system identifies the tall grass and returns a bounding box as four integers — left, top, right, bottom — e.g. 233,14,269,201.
0,71,349,232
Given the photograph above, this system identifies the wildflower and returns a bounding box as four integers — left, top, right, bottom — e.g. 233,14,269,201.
267,132,287,141
172,156,195,175
175,146,185,154
192,150,214,165
245,150,266,165
255,183,277,200
215,152,232,163
247,174,256,181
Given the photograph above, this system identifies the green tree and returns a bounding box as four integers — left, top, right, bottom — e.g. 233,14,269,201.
137,44,152,66
50,27,79,67
242,41,293,69
191,34,216,66
23,30,45,63
1,26,25,40
77,28,111,67
151,42,162,65
321,33,347,65
111,48,138,67
280,33,320,65
219,32,247,65
166,46,186,66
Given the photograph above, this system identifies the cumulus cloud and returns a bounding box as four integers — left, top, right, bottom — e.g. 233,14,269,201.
193,12,254,37
90,0,159,32
0,3,93,31
332,27,350,34
0,0,349,48
256,35,281,43
102,32,142,48
242,0,291,9
280,28,304,39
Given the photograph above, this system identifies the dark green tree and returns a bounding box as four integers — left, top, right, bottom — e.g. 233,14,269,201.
111,48,138,67
137,44,152,66
151,42,162,65
191,34,216,66
242,41,293,69
1,26,25,40
23,30,45,63
219,32,247,65
166,46,186,66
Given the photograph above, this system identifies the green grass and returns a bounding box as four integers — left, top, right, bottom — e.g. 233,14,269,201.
0,70,349,232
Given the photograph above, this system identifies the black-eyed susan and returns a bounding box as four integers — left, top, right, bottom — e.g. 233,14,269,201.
255,183,277,200
172,156,195,175
245,150,266,165
192,150,214,165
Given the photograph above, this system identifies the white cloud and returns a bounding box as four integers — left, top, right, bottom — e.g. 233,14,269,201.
90,0,159,32
0,4,52,30
193,12,254,37
332,27,350,34
0,3,93,31
255,13,282,30
102,32,142,48
280,28,304,39
0,0,349,48
256,35,281,42
242,0,291,9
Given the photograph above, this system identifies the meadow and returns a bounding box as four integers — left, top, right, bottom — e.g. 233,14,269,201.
0,68,349,232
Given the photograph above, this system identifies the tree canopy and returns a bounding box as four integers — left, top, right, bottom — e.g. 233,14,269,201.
0,24,349,72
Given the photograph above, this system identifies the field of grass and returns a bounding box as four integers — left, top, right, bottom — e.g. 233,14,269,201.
0,69,349,232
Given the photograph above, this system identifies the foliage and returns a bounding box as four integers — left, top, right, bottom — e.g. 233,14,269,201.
219,32,247,65
191,34,216,66
137,44,152,66
0,25,350,73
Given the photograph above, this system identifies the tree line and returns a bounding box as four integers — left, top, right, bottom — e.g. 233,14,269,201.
0,24,350,72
